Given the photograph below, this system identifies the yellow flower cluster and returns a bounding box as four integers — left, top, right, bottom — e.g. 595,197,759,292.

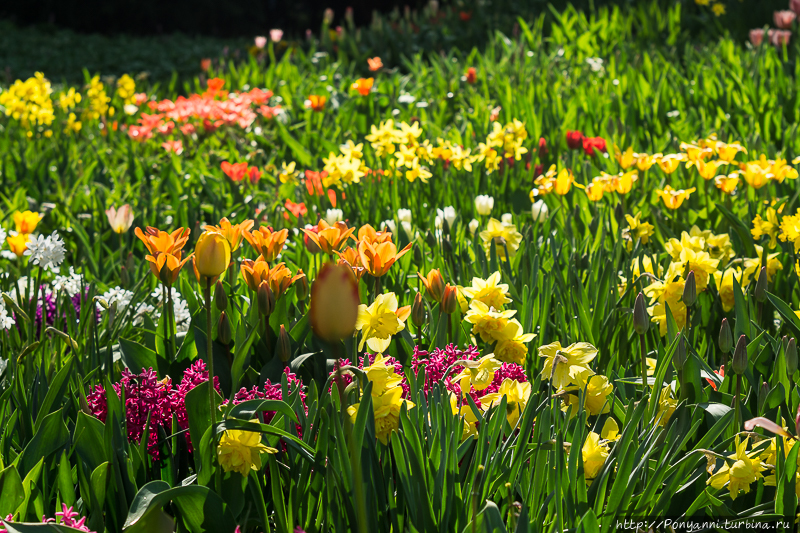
347,354,414,445
462,272,535,364
84,76,113,121
116,74,136,105
0,72,55,137
323,143,367,187
478,218,523,261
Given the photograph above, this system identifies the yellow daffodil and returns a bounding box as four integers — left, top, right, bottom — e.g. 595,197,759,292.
347,385,414,445
751,208,780,249
480,378,531,427
562,374,613,417
454,354,503,392
492,319,536,365
581,431,610,484
355,292,411,352
538,341,598,389
655,385,678,426
461,271,512,309
217,425,277,477
479,218,523,261
707,436,767,501
464,300,517,343
779,209,800,252
622,213,654,251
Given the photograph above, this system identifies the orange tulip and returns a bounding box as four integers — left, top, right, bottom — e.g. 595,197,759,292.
357,224,393,246
241,258,304,299
244,226,289,262
6,233,29,257
351,78,374,96
307,95,327,112
336,246,366,282
419,268,445,302
135,227,192,285
135,227,191,257
13,210,42,235
302,220,355,255
367,57,383,71
310,263,360,342
207,218,255,252
358,240,412,278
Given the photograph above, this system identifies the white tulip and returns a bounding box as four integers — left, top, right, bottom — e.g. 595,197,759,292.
501,213,513,224
468,219,480,235
325,208,343,225
475,195,494,215
531,200,549,222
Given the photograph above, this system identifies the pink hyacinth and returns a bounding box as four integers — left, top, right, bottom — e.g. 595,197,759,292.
1,505,94,533
775,9,797,29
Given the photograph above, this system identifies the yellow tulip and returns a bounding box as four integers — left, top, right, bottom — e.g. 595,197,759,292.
6,233,29,257
193,231,231,286
13,210,42,235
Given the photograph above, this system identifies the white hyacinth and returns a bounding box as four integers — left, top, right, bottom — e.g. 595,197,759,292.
25,231,66,270
0,299,14,330
52,267,84,297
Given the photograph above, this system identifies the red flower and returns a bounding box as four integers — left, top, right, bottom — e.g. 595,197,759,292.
200,58,211,71
533,164,543,179
247,166,261,184
284,200,308,220
582,136,607,156
304,170,327,196
221,161,248,181
205,78,225,98
459,11,472,21
566,130,584,150
538,136,548,157
706,365,724,391
466,67,477,84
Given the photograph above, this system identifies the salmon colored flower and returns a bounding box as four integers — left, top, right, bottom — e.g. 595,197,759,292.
221,161,248,182
162,140,183,154
13,210,42,235
206,217,255,252
357,239,412,277
241,258,304,299
367,57,383,71
306,95,327,112
247,166,262,184
284,200,308,220
200,58,212,71
310,263,360,342
302,220,355,254
105,205,135,234
244,226,288,262
351,78,374,96
336,246,367,282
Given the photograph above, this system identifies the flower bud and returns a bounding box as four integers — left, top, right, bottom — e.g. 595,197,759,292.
441,284,458,314
796,404,800,439
758,381,770,412
633,292,649,335
786,337,797,376
194,231,231,279
295,269,309,301
442,218,450,235
413,246,422,265
217,311,232,345
411,292,426,328
718,318,733,354
754,266,768,303
682,271,697,307
673,334,687,371
425,230,436,248
258,281,275,316
442,237,452,253
421,269,445,302
121,265,130,288
732,335,748,375
276,325,291,363
215,281,228,312
310,263,359,343
304,225,322,254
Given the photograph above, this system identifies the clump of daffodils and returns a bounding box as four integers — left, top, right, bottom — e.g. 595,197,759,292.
0,72,55,137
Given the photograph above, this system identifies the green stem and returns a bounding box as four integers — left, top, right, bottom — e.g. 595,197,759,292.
205,284,221,494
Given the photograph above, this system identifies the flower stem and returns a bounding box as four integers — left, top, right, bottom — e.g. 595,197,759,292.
640,332,647,394
204,284,221,494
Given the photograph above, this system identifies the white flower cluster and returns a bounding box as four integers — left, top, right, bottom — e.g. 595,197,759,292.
0,299,14,330
24,232,66,271
52,267,84,297
100,286,192,333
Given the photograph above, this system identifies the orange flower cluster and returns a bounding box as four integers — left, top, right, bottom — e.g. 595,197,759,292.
135,226,192,285
317,222,412,281
221,161,262,183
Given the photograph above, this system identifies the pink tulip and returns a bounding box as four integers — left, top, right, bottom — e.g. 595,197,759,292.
769,29,792,46
774,10,796,29
749,28,765,46
254,36,267,49
270,29,283,42
105,205,134,234
791,0,800,16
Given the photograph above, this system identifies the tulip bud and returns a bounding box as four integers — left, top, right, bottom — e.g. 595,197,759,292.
421,269,445,302
121,265,130,288
412,292,426,328
215,281,228,312
217,311,232,345
194,230,232,286
614,202,624,222
258,281,275,316
682,271,697,307
425,230,436,248
310,263,360,342
732,335,748,375
441,284,458,314
754,267,768,303
126,251,135,274
673,334,687,371
295,270,309,301
718,318,733,354
786,337,797,376
796,404,800,439
442,238,452,253
633,292,649,335
758,381,770,412
304,226,322,254
442,218,450,235
413,246,422,264
276,325,291,363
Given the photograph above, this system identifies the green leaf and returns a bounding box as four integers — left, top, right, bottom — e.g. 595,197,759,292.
124,481,236,533
0,465,25,516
